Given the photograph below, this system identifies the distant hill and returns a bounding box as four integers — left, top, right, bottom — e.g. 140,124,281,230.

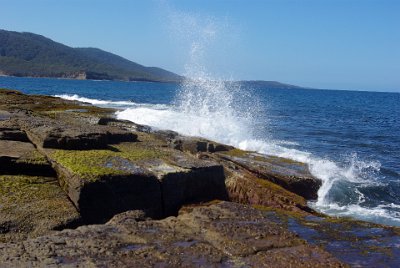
0,29,182,82
239,80,305,89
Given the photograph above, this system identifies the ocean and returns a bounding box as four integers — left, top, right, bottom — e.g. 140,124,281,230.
1,76,399,227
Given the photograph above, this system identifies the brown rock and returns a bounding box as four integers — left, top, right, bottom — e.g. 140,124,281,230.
0,175,80,243
217,150,321,200
19,116,137,150
0,202,344,267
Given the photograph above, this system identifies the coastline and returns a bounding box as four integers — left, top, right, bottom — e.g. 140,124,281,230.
0,88,399,266
0,73,182,84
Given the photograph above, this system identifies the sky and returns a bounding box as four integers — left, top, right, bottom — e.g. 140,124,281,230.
0,0,399,92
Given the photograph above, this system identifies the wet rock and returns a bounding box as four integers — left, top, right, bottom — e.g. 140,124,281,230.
225,168,313,215
258,208,400,267
0,175,80,243
169,135,234,154
0,202,344,267
218,150,322,200
152,129,179,140
98,117,152,133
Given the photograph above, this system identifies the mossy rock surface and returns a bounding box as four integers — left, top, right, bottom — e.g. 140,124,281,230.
0,88,114,117
49,142,170,181
0,175,80,243
47,141,227,222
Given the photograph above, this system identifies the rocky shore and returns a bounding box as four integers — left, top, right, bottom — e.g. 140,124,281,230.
0,88,399,267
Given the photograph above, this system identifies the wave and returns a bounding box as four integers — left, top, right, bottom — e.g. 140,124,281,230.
311,202,400,226
54,94,168,109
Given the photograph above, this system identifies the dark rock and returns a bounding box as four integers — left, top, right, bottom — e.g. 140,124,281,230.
0,140,55,176
152,129,179,140
155,158,228,216
0,129,29,142
169,135,234,154
0,118,30,142
1,89,398,267
98,117,152,133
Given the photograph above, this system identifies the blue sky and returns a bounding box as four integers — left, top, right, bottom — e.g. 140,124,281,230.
0,0,399,92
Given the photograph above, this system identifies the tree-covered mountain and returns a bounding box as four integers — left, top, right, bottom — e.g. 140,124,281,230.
0,29,182,82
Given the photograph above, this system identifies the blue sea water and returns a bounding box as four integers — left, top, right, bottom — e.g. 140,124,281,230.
1,76,399,226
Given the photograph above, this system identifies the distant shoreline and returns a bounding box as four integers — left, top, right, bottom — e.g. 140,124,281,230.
0,73,181,84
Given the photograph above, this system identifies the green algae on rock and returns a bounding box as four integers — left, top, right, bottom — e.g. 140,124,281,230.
47,143,228,222
0,175,80,243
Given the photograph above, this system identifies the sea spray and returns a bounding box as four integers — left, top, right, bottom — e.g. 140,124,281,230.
167,7,261,147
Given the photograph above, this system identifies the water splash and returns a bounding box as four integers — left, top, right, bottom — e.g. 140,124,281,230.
167,8,260,147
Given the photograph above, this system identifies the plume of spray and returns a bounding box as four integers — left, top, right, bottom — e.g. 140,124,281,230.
166,7,260,146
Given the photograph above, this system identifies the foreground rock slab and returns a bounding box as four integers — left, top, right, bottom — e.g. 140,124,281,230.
0,202,344,267
0,175,80,243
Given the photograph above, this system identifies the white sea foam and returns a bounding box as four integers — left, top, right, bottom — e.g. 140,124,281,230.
55,94,134,106
310,202,400,226
55,94,168,109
